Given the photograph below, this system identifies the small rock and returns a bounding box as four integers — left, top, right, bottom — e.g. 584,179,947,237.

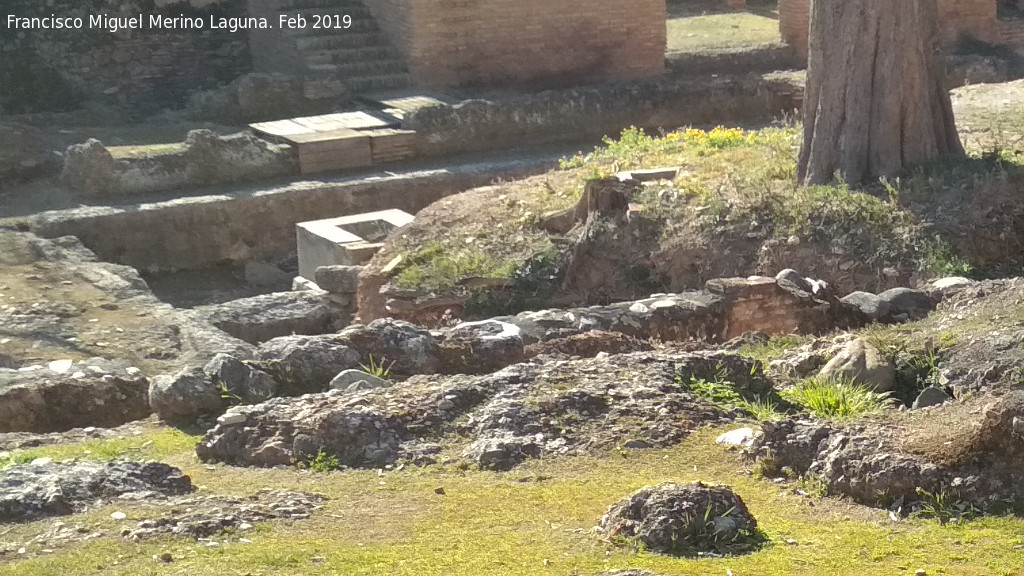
216,412,247,426
716,427,756,447
434,486,446,495
155,553,173,563
110,511,127,521
912,387,950,410
328,369,389,392
818,338,895,392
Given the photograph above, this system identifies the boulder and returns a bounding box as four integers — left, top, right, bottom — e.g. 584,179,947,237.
442,320,525,374
255,334,361,395
149,366,225,423
60,139,121,198
912,386,950,410
195,291,347,345
877,288,936,320
926,276,976,301
0,460,193,522
204,354,277,404
0,366,151,434
775,269,812,293
328,369,390,392
338,319,441,375
818,338,896,392
244,261,292,290
839,291,891,323
462,434,541,471
600,482,759,555
315,265,363,294
196,392,401,468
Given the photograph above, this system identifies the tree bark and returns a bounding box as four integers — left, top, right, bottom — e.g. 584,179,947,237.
797,0,964,186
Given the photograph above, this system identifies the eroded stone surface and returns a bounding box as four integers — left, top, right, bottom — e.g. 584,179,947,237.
0,460,193,523
600,482,759,555
197,351,762,469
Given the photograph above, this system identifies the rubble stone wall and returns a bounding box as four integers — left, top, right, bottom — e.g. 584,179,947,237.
0,0,250,115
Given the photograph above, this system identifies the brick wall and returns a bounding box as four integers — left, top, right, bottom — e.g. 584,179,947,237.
705,277,832,340
997,19,1024,53
365,0,666,88
779,0,999,63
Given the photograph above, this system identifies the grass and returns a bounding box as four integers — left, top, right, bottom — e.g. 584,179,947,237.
782,377,892,419
666,6,782,56
0,426,199,472
3,426,1024,576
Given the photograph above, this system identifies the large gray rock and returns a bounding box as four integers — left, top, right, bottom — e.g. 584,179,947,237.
195,291,347,345
818,338,896,392
338,319,441,376
149,366,225,423
912,386,950,410
775,269,812,293
926,276,976,301
600,483,759,555
840,291,891,323
315,265,363,294
0,460,193,522
877,287,936,320
204,354,277,404
255,335,361,396
196,391,402,468
0,362,151,434
442,319,525,374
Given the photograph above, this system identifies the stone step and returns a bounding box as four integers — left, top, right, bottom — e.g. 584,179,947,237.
343,73,411,93
294,32,390,50
302,45,401,65
306,61,408,79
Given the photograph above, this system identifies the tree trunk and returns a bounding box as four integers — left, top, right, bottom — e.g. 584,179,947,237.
797,0,964,186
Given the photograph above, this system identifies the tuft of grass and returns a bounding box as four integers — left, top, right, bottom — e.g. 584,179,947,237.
736,397,785,422
307,450,340,474
914,487,980,526
783,377,893,419
359,354,395,380
736,334,809,369
393,240,520,292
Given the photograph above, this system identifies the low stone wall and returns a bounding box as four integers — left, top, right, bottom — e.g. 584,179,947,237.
404,73,804,158
29,158,557,272
61,130,296,199
0,0,250,115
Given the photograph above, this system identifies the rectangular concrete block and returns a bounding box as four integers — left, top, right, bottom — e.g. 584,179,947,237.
297,209,414,280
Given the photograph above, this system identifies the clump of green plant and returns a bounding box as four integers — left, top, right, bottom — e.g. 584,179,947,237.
360,354,395,380
392,241,520,292
782,376,892,419
914,487,979,525
736,397,785,421
683,365,786,421
307,450,341,473
736,334,808,369
0,450,34,472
